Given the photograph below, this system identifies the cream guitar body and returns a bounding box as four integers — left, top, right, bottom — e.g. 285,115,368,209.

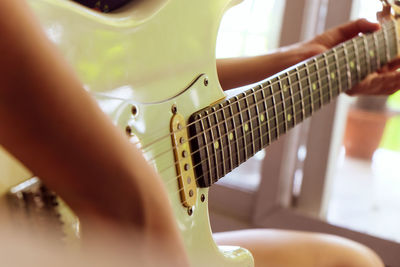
0,0,253,266
2,0,400,266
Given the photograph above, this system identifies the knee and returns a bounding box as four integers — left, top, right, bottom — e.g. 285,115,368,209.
313,233,384,267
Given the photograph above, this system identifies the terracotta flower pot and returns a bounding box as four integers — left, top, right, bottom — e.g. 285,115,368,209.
343,108,390,160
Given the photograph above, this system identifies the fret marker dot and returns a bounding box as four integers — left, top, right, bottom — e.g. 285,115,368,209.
244,123,249,132
214,141,220,149
283,84,288,92
260,114,265,122
331,72,335,79
350,61,355,69
287,114,292,121
229,132,234,140
312,83,317,90
369,50,375,57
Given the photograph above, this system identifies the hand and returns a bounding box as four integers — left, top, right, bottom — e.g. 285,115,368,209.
303,18,400,96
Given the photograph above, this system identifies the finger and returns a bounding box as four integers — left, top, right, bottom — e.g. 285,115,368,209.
338,18,380,39
369,71,400,95
386,57,400,71
346,70,400,95
321,19,380,48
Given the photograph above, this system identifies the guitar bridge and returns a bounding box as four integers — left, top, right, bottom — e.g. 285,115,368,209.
170,113,197,207
6,177,65,240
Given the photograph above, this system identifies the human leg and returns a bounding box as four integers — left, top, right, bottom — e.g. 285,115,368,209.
214,229,383,267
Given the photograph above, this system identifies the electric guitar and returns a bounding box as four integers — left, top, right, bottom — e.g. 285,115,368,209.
1,0,400,266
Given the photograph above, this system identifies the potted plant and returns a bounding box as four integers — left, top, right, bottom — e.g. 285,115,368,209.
343,95,391,160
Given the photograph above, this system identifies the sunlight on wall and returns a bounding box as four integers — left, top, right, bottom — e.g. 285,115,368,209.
214,0,285,191
216,0,286,58
351,0,381,22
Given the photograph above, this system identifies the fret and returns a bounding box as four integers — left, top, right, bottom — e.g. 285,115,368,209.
247,88,261,153
322,53,332,103
226,99,238,168
377,29,388,66
205,110,218,182
280,73,295,126
386,22,395,59
198,114,212,186
304,62,314,115
253,87,263,149
383,23,391,63
212,106,226,177
188,22,400,188
346,40,358,88
312,58,323,109
295,67,313,120
254,86,267,146
352,38,362,84
326,50,339,98
234,96,246,163
362,34,372,74
336,44,349,92
260,86,271,145
389,21,398,59
392,21,399,58
273,78,286,135
315,55,326,104
296,66,309,118
366,33,378,72
267,81,280,139
243,92,255,157
278,74,295,129
220,103,233,173
237,96,249,160
288,70,303,122
232,96,245,164
342,43,351,89
333,47,343,94
372,30,381,69
272,77,287,133
359,37,369,79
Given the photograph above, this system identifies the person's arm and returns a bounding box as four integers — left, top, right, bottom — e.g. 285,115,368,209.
0,1,187,264
216,43,323,90
217,19,400,96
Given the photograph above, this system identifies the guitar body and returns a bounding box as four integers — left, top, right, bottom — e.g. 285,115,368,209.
0,0,253,266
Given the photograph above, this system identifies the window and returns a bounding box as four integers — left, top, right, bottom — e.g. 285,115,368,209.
326,0,400,243
214,0,285,191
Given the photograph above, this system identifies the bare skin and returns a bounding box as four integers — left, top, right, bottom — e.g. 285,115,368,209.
215,18,393,267
214,230,384,267
0,1,396,266
0,1,187,266
217,18,400,96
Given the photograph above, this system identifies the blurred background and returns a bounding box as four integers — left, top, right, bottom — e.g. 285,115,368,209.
211,0,400,266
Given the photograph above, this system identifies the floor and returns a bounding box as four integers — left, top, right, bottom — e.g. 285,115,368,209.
216,146,400,244
327,148,400,243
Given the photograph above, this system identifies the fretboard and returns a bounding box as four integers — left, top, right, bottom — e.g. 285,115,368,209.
189,20,398,188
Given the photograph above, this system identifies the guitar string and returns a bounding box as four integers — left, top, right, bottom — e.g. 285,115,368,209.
146,48,385,178
134,37,391,163
138,23,395,202
130,22,394,152
162,24,396,184
143,40,386,169
135,38,394,173
160,68,368,190
146,54,360,168
139,26,396,199
135,31,382,151
166,79,360,199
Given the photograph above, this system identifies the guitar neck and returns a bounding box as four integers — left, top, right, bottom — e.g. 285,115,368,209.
189,20,399,188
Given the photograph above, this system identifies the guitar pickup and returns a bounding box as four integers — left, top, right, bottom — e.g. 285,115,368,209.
170,113,197,207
